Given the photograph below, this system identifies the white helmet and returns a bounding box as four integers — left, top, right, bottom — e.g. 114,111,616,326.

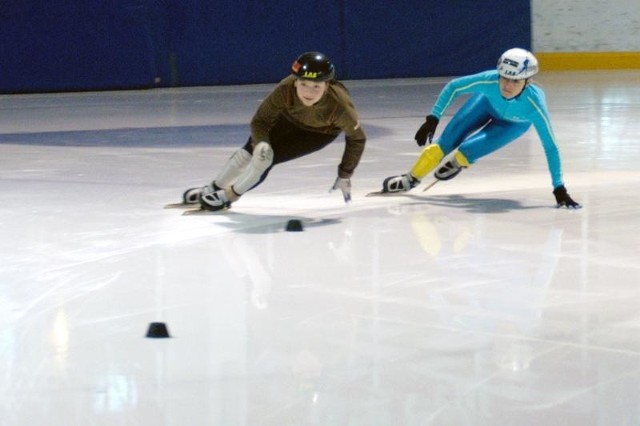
497,48,539,80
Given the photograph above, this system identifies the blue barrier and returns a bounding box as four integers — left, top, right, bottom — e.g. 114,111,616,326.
0,0,530,93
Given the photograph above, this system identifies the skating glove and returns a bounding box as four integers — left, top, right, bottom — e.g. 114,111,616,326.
414,115,439,146
553,185,581,209
331,177,351,203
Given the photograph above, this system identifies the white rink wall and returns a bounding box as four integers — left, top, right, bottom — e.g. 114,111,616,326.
532,0,640,51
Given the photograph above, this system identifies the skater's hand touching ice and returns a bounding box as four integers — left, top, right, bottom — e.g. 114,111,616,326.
331,177,351,203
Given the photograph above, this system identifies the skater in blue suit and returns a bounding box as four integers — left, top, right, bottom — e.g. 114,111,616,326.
380,48,581,209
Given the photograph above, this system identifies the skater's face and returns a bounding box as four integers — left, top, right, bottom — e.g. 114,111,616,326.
294,79,328,106
499,77,527,99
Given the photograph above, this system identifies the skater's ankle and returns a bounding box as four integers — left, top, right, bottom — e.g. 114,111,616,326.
227,187,241,202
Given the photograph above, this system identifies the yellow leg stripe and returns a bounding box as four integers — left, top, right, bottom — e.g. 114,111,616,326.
454,150,470,167
410,144,444,179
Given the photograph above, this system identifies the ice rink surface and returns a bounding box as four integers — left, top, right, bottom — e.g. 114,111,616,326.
1,71,639,425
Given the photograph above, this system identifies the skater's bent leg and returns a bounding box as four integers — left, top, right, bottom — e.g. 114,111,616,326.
182,139,253,204
215,140,253,189
458,120,529,162
382,144,445,193
410,144,445,179
231,141,274,197
436,94,493,153
200,141,273,211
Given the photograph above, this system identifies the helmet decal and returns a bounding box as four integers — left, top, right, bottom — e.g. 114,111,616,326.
291,52,335,82
519,58,531,76
502,58,518,67
497,48,539,80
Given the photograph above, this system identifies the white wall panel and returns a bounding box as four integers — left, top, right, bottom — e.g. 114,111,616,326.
532,0,640,51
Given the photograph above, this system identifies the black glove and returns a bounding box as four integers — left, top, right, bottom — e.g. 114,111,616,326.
553,185,581,209
414,115,439,146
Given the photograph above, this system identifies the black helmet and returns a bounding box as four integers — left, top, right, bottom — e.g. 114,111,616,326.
291,52,335,82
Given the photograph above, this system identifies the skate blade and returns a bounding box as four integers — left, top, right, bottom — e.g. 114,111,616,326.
181,208,210,216
366,190,397,197
181,207,230,215
164,202,198,209
366,189,417,197
421,180,439,192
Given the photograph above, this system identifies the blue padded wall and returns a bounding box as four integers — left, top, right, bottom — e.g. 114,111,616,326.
343,1,531,78
0,0,165,93
163,0,343,86
0,1,530,93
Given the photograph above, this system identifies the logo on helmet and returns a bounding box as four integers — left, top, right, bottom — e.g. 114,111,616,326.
497,48,539,80
302,71,318,79
518,58,531,76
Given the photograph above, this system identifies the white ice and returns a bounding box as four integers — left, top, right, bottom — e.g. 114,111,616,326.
1,71,640,425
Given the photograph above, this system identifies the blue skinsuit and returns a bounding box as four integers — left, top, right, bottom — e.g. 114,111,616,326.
431,70,563,189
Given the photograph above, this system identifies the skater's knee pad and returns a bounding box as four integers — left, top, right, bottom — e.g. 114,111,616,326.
411,144,444,179
233,148,253,167
251,141,274,170
232,142,274,194
215,148,253,189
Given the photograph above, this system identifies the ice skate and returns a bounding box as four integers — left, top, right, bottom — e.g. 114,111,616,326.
182,187,203,204
181,182,223,205
367,174,420,197
434,151,469,181
382,173,419,193
434,160,462,181
200,187,231,211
